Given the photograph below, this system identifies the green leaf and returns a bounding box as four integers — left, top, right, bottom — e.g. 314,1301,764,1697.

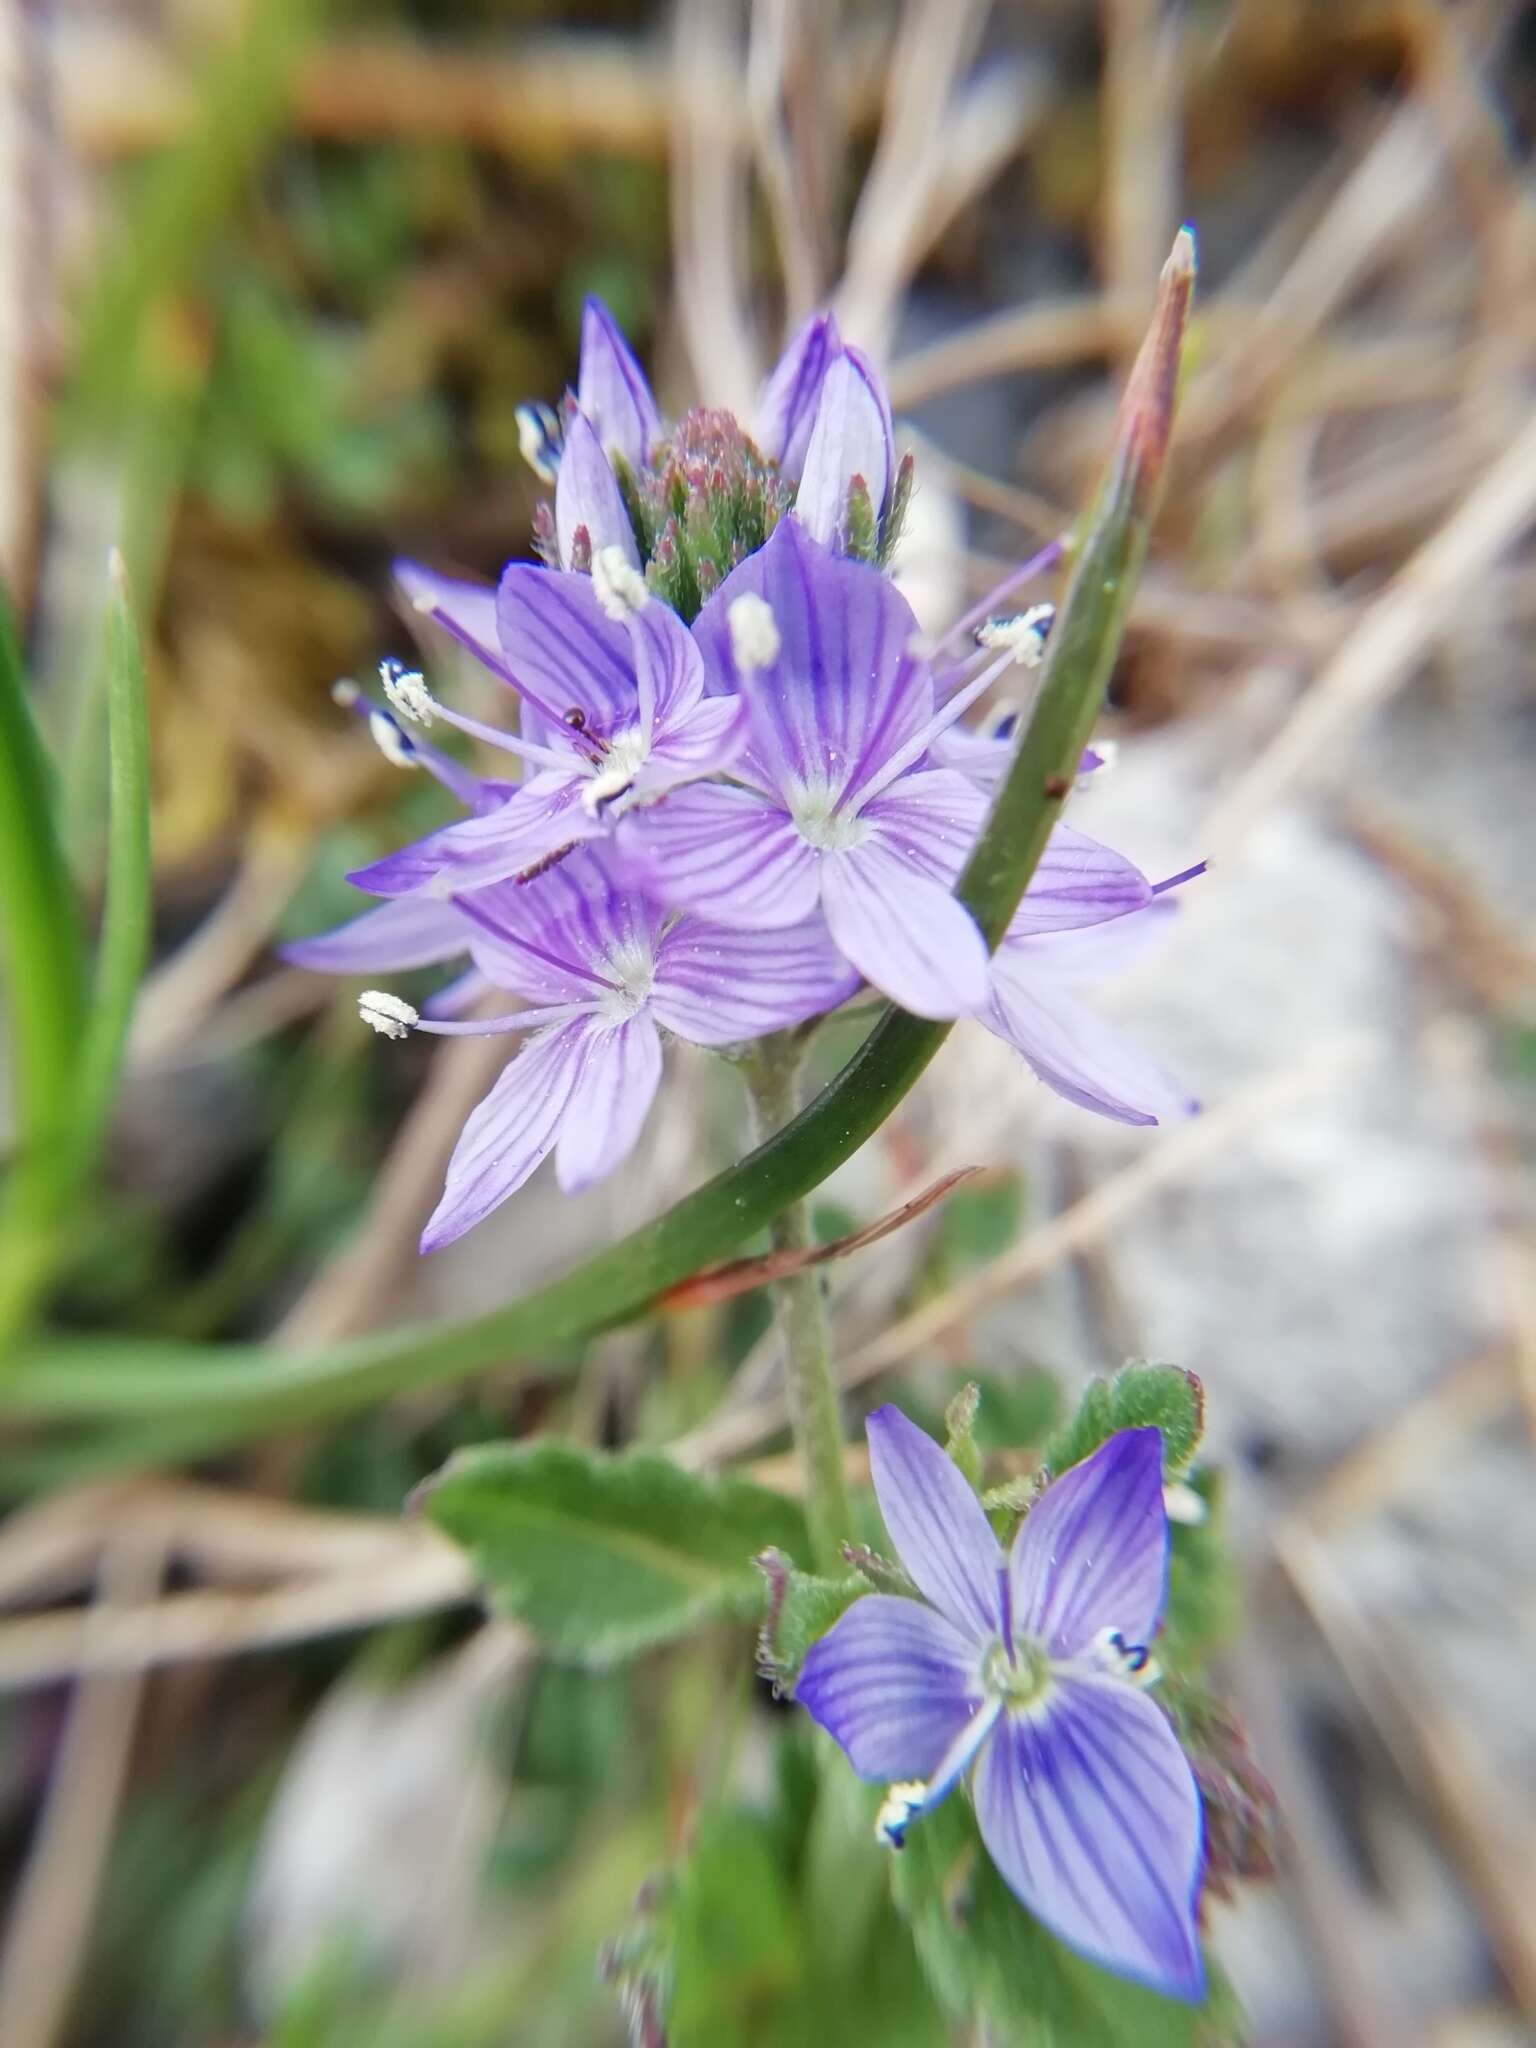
1042,1363,1205,1480
0,586,87,1342
421,1442,807,1663
891,1793,1241,2046
1,240,1197,1473
755,1551,864,1690
71,557,153,1180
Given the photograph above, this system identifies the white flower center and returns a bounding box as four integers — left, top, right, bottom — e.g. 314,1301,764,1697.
580,728,649,816
596,939,655,1021
788,779,868,853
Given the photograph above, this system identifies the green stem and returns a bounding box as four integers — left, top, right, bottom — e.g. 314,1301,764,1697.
741,1035,853,1575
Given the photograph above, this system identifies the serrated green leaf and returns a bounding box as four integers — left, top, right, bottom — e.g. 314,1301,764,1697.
891,1793,1241,2047
422,1442,807,1663
756,1553,864,1690
1043,1363,1204,1479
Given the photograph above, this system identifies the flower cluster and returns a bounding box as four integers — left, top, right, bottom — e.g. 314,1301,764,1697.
288,301,1199,1249
797,1408,1207,2000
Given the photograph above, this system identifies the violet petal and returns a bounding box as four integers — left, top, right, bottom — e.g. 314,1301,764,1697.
1005,826,1155,935
280,895,468,973
625,783,821,929
866,1405,1002,1641
420,1018,592,1250
693,518,931,804
973,1679,1206,2002
393,560,503,675
795,1593,981,1782
650,913,858,1046
1009,1430,1169,1659
982,971,1197,1126
346,773,600,900
497,563,639,734
821,840,991,1020
553,1013,664,1194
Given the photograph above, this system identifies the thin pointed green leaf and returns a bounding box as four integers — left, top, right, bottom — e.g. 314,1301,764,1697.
71,555,153,1178
0,236,1197,1468
0,587,87,1340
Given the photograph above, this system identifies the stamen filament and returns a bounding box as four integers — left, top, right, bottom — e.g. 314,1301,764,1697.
421,603,572,729
922,537,1065,658
843,649,1015,815
414,1002,589,1037
1152,861,1208,895
425,697,581,773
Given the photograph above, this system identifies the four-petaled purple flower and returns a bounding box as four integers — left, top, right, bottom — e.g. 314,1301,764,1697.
349,565,744,900
291,845,855,1249
797,1408,1206,2001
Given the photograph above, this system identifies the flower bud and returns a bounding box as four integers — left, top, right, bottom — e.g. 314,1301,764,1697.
755,309,841,480
555,408,641,574
792,350,895,552
577,297,662,470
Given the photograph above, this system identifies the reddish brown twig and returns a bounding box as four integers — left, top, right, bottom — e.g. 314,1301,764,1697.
656,1166,986,1312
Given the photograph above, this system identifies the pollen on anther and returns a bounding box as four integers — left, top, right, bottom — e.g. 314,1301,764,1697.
977,603,1055,668
379,661,436,727
728,592,781,674
358,990,419,1040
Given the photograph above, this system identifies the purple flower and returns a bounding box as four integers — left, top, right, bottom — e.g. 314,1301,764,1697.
627,519,996,1019
300,846,857,1249
348,568,744,900
577,296,662,471
797,1409,1206,2002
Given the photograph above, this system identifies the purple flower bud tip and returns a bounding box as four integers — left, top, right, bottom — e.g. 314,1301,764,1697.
796,1408,1207,2002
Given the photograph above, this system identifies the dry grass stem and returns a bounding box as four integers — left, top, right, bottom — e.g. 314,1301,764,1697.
0,1540,164,2048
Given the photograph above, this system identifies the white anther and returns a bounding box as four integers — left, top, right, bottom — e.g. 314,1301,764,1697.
875,1781,927,1851
515,400,562,484
591,545,650,620
380,663,436,727
1163,1480,1205,1527
728,593,781,674
976,603,1055,668
330,677,361,709
368,709,417,770
358,990,419,1040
